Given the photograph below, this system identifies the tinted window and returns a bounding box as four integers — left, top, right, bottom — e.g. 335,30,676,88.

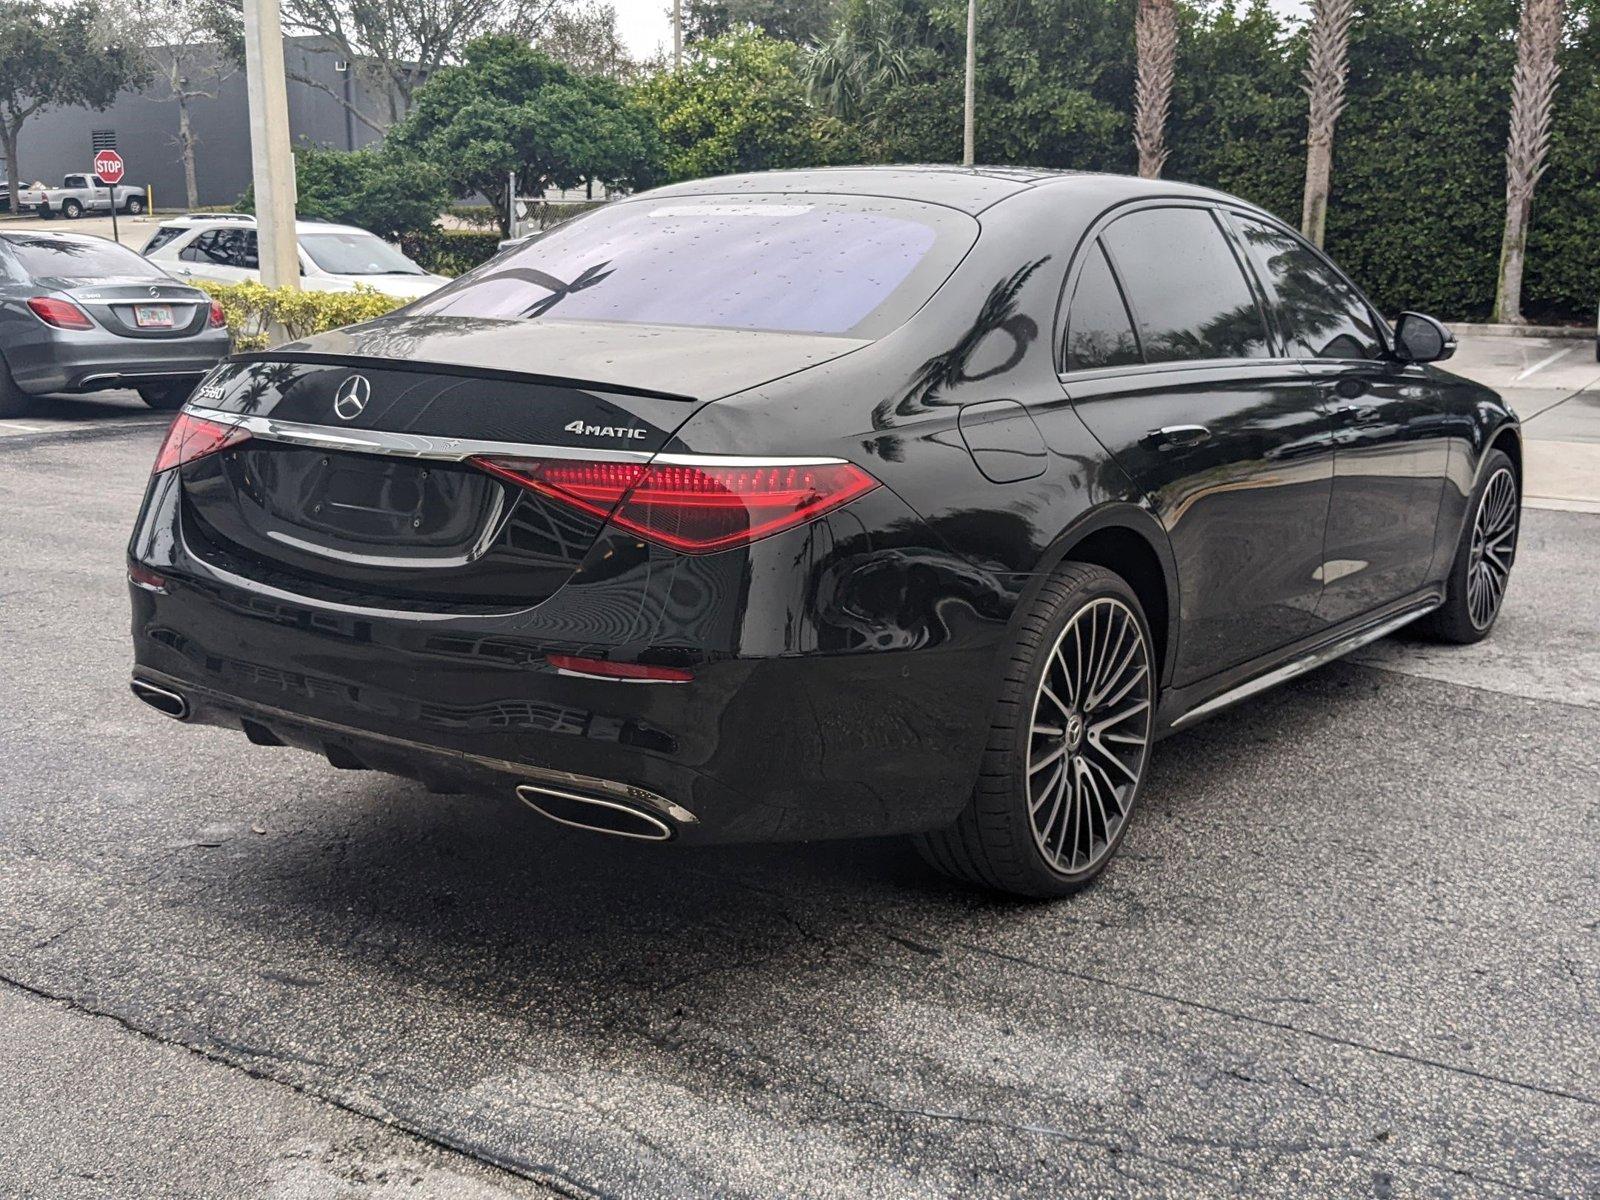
1101,207,1270,363
0,233,165,281
180,229,257,269
1064,241,1140,372
142,227,184,255
412,195,978,338
1233,218,1383,360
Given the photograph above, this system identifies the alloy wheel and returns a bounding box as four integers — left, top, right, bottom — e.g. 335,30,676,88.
1467,467,1517,630
1027,597,1153,876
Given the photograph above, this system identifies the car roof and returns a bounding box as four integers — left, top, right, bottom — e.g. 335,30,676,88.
641,164,1248,216
0,229,121,247
156,214,366,235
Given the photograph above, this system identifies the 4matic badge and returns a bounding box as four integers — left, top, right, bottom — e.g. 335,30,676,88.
565,419,648,440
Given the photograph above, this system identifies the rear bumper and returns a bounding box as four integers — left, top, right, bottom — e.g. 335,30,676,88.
128,478,1017,845
10,328,229,395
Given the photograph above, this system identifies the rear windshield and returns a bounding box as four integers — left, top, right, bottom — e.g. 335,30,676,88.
410,194,977,338
1,233,165,282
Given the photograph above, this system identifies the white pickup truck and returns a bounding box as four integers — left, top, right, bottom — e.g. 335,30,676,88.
17,173,147,218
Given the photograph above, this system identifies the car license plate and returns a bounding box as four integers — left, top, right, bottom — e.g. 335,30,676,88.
134,304,174,328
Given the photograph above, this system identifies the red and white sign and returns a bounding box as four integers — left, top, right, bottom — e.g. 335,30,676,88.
93,149,125,186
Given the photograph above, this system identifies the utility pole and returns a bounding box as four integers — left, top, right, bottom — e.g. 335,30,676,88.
243,0,298,291
673,0,683,70
962,0,977,166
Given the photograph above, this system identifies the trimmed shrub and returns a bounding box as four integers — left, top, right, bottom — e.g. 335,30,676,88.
199,281,403,351
401,229,505,276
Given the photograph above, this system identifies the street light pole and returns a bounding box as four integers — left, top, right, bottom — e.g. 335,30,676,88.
243,0,298,292
673,0,683,70
962,0,977,166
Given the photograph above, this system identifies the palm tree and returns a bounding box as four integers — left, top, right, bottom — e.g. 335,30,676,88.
1494,0,1564,324
805,1,914,124
1133,0,1177,179
1300,0,1355,249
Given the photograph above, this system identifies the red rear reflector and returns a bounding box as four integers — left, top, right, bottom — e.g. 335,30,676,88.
127,562,168,592
151,412,251,474
547,653,693,683
27,296,94,330
207,299,227,328
473,456,879,553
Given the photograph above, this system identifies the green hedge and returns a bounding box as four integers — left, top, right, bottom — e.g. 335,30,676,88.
199,281,403,351
402,229,505,277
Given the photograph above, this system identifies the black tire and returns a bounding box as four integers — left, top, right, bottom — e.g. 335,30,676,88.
61,199,83,219
1419,448,1519,644
124,195,145,215
914,562,1157,898
138,382,195,411
0,357,31,418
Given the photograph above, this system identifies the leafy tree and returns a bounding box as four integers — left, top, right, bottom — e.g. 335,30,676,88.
0,2,148,211
683,0,840,45
236,145,450,241
635,29,856,182
539,1,638,80
392,36,657,234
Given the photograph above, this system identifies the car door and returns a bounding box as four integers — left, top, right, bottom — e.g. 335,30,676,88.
1060,204,1336,686
1227,214,1451,624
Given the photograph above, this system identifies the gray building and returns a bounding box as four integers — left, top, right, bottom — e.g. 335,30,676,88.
3,39,404,209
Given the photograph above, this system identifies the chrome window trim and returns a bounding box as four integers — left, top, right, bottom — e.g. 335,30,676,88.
183,405,846,469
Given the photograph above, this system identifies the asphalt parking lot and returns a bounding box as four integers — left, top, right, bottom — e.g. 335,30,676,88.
0,337,1596,1197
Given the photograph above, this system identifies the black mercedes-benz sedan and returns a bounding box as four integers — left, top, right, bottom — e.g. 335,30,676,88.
127,168,1521,897
0,230,231,416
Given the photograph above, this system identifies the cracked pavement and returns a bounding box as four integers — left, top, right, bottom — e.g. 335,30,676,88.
0,403,1596,1197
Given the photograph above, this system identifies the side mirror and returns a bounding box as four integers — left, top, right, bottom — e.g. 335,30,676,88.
1393,311,1455,364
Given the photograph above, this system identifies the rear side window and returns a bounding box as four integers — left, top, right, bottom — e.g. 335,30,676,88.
1063,242,1141,372
1101,207,1270,363
142,227,184,255
1233,217,1384,360
411,195,978,339
0,233,164,281
181,229,257,269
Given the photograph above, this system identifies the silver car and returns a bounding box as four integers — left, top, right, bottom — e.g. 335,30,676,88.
0,230,230,417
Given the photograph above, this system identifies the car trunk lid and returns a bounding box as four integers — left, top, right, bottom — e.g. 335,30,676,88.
175,316,867,608
57,279,211,339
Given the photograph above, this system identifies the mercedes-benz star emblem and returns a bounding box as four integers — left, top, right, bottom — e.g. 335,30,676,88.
333,374,371,421
149,286,160,297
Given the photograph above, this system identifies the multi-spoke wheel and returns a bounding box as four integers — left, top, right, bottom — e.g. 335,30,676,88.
1466,467,1517,630
1027,598,1151,877
1423,448,1519,644
914,562,1156,897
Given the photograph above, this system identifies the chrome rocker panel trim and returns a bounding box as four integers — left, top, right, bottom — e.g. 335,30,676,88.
1170,598,1441,730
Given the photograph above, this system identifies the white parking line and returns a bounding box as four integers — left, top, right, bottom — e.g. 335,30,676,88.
1512,344,1575,382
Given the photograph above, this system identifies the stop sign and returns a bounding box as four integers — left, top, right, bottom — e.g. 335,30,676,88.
93,149,125,186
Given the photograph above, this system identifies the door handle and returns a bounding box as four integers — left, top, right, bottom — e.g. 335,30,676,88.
1144,424,1212,450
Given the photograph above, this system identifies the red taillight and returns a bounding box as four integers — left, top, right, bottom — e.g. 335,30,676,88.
547,653,694,683
207,299,227,328
151,412,251,474
27,295,94,330
473,456,880,553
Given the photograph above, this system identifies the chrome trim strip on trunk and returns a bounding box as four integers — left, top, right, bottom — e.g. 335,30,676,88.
1169,599,1441,730
183,405,846,469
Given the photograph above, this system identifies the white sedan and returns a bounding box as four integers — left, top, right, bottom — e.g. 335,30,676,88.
141,215,449,300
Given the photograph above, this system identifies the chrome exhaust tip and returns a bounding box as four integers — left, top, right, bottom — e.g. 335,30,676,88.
130,678,190,721
515,784,675,842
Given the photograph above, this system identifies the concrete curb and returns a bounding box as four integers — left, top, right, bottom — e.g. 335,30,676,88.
1449,322,1594,340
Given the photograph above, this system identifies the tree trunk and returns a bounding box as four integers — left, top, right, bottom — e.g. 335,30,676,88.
1493,0,1564,324
1,123,21,215
1299,0,1355,248
177,95,200,210
1301,137,1333,248
1133,0,1177,179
